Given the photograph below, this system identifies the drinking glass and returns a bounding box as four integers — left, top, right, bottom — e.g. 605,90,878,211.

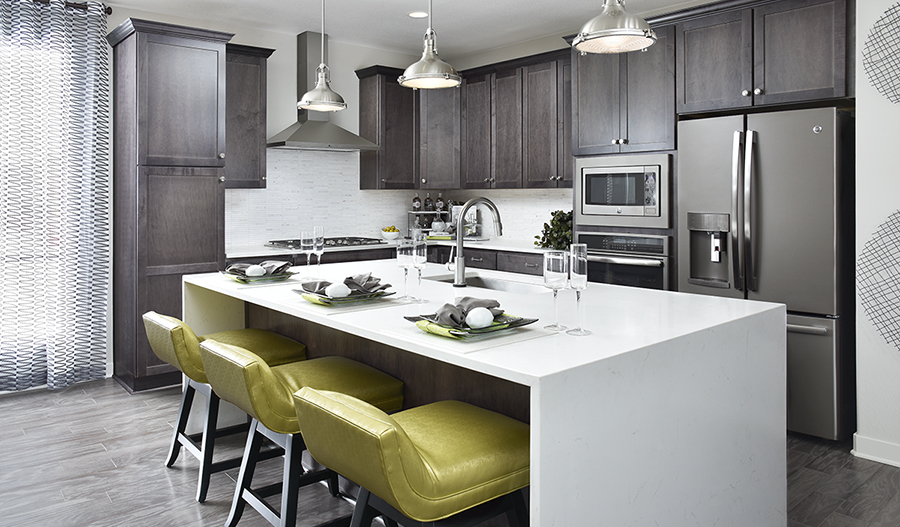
396,239,414,302
543,250,568,331
313,226,325,275
300,231,314,279
412,232,428,304
566,244,591,336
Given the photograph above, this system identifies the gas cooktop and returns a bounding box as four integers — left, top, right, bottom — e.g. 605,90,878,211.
266,236,386,249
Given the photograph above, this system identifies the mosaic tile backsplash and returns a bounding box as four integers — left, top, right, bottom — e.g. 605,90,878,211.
225,149,573,249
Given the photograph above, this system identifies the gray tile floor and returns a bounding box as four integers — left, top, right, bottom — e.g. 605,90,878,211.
1,378,899,527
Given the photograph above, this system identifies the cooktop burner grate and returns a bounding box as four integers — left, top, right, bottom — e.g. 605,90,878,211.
266,236,386,249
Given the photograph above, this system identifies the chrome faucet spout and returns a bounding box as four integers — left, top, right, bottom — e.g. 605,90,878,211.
453,197,503,287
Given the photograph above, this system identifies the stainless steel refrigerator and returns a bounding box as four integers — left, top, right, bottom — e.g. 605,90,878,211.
677,107,854,440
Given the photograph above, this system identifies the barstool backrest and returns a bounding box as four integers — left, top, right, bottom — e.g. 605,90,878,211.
199,339,299,434
143,311,206,383
293,387,437,518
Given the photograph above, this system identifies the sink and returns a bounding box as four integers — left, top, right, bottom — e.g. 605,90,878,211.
425,274,548,295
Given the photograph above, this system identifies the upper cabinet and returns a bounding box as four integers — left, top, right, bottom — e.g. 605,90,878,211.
572,25,675,156
460,73,492,188
224,44,273,189
676,0,848,114
492,67,524,188
111,20,229,167
419,87,461,189
357,66,417,190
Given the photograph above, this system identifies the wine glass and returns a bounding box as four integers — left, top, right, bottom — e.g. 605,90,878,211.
412,232,428,304
543,250,568,331
313,226,325,276
396,239,414,302
300,231,314,280
566,244,591,336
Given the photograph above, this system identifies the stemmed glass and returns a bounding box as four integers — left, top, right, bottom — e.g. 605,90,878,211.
313,226,325,276
566,244,591,336
396,239,414,302
412,232,428,304
543,250,568,331
300,231,314,280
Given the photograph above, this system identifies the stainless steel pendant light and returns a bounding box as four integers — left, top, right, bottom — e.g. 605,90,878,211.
398,0,461,89
572,0,657,54
298,0,347,112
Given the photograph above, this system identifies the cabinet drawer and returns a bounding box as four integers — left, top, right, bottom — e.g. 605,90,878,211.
497,252,543,276
463,248,497,270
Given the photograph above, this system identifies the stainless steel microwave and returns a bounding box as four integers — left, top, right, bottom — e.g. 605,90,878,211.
574,154,671,229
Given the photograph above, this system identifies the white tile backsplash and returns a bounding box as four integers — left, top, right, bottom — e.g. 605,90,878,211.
225,148,573,249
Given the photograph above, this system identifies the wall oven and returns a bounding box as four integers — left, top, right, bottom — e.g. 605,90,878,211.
574,153,671,229
577,232,671,290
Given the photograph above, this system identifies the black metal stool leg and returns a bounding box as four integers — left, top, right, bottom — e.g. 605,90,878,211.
196,388,221,502
226,419,263,527
350,488,379,527
166,380,195,467
279,434,304,527
507,490,529,527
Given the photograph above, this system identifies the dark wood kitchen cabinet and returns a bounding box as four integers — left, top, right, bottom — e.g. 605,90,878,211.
572,24,675,155
107,19,229,167
108,19,232,391
523,59,573,188
224,44,273,189
675,0,847,113
461,73,493,188
357,66,417,189
492,67,524,188
418,86,461,189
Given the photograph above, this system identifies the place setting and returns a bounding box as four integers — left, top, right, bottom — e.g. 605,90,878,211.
220,260,297,286
293,272,400,314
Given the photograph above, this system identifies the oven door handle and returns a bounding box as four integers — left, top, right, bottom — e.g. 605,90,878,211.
587,255,664,268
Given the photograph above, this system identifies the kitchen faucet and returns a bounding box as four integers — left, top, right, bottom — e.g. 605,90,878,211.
450,197,503,287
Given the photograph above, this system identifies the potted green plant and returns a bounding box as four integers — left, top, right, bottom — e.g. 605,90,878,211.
534,210,573,250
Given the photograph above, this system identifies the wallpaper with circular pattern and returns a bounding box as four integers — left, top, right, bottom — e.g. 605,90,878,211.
858,210,900,352
863,2,900,104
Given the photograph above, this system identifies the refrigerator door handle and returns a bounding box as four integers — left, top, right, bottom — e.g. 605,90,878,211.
744,129,757,292
731,130,744,291
787,323,829,336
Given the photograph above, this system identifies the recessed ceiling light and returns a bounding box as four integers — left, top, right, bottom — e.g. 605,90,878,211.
408,11,428,18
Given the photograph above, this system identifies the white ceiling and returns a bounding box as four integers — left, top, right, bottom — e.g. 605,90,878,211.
106,0,717,59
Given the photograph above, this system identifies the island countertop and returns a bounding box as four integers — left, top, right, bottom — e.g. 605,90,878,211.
183,259,788,526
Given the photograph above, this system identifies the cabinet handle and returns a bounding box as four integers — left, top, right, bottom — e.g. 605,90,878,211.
218,176,226,182
261,176,266,180
470,257,483,262
741,90,751,97
611,139,619,145
218,153,226,159
754,88,763,95
525,263,538,268
620,138,628,145
484,177,490,182
421,178,427,184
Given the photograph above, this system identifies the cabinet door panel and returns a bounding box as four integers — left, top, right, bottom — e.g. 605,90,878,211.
145,170,223,268
753,0,846,105
461,74,492,189
492,68,523,188
224,47,269,189
524,61,558,188
139,33,225,166
622,25,675,153
676,10,752,114
572,50,620,155
382,80,417,188
419,87,460,189
558,59,573,187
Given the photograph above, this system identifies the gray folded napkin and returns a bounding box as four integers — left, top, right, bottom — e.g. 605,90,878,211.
301,273,391,295
225,260,291,277
434,296,503,327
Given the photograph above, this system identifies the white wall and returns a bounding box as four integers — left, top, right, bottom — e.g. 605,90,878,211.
853,0,900,467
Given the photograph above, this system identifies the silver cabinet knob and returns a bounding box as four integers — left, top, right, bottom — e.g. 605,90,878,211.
218,176,225,182
483,177,490,182
218,153,226,159
620,138,628,145
754,88,763,95
611,139,618,145
261,176,266,180
742,90,750,97
421,178,427,184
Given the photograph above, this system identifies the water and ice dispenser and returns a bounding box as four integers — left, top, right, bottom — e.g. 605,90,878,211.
686,213,732,289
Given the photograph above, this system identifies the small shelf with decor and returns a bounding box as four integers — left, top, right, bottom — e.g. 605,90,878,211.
407,210,451,237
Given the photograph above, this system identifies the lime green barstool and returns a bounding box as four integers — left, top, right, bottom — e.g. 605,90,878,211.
198,339,404,527
142,311,308,503
292,387,530,527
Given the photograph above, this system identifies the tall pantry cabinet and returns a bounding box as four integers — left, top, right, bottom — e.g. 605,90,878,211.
107,19,233,391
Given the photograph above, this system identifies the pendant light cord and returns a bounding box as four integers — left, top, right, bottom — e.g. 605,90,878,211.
428,0,433,33
320,0,325,65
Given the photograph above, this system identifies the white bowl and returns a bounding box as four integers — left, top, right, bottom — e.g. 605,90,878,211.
381,230,401,240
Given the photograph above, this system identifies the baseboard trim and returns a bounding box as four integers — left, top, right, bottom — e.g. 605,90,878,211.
852,433,900,468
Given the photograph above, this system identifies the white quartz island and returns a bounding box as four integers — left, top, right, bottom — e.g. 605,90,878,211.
183,259,787,526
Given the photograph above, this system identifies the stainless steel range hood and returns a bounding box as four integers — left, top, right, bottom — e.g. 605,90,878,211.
267,32,377,151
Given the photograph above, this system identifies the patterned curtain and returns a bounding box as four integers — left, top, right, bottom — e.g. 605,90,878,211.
0,0,109,390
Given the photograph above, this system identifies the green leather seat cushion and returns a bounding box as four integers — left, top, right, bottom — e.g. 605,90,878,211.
293,388,529,523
